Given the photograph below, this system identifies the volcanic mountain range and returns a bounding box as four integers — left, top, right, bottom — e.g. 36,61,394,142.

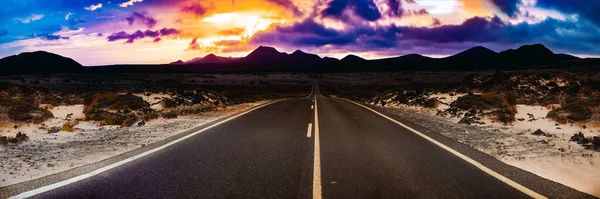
0,44,594,74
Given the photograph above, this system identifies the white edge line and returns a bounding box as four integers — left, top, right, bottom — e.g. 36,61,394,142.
312,96,322,199
307,123,313,138
9,100,282,199
341,99,548,199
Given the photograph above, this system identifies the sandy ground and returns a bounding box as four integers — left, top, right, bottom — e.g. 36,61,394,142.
373,102,600,197
0,100,270,187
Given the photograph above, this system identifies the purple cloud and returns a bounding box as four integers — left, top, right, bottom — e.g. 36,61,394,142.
159,28,180,36
126,12,158,28
40,34,69,41
490,0,520,17
181,4,208,17
387,0,403,17
187,38,200,50
322,0,382,21
247,15,600,56
107,28,179,43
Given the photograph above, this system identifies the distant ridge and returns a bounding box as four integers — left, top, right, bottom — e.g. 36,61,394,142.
1,43,594,74
341,54,366,62
447,46,497,59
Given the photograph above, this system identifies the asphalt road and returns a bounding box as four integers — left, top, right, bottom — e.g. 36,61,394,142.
11,85,595,198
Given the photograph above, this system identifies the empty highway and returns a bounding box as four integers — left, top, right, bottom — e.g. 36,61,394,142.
5,85,595,199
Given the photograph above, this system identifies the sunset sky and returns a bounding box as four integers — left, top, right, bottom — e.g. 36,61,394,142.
0,0,599,65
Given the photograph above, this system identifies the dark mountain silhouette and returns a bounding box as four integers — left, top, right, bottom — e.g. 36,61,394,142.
186,53,240,64
289,50,322,63
322,57,339,62
341,54,366,62
447,46,497,59
243,46,288,63
2,44,593,74
170,60,184,65
0,51,82,75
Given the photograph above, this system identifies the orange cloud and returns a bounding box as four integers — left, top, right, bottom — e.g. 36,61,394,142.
218,28,246,36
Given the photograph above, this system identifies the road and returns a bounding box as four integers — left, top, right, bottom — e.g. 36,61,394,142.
9,84,595,198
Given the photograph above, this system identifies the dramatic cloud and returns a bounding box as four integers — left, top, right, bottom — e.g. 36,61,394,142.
536,0,600,26
247,14,600,56
432,18,441,26
107,28,179,43
120,0,144,8
14,14,44,23
218,28,245,36
126,12,158,28
181,4,209,17
39,34,69,41
84,3,103,11
266,0,302,16
187,38,200,50
159,28,180,36
387,0,403,17
213,40,241,46
1,0,600,65
322,0,382,21
404,9,428,16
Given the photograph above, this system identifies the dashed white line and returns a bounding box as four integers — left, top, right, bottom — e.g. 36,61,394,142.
312,96,322,199
342,99,548,199
307,123,313,138
9,100,282,199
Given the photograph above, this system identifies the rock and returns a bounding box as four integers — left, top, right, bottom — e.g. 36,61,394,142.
527,113,534,119
558,147,565,152
532,129,545,136
458,117,474,125
539,140,548,145
137,121,146,127
582,125,587,129
11,132,29,143
592,136,600,147
47,126,61,133
517,118,525,121
66,113,73,119
570,132,590,144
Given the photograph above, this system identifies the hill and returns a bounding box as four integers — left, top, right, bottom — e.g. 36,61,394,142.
0,51,83,75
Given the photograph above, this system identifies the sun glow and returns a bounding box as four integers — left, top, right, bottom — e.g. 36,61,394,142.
201,12,286,38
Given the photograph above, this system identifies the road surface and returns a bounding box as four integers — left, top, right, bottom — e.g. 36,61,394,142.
7,85,595,198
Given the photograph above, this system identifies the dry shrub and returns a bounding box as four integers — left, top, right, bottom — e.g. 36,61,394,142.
423,98,439,109
162,111,178,119
61,121,77,132
121,115,139,127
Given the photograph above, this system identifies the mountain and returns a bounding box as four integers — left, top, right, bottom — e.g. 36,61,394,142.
322,57,339,62
243,46,288,63
0,51,83,74
447,46,497,59
289,50,322,64
170,60,184,65
186,53,239,64
494,44,580,68
341,54,366,62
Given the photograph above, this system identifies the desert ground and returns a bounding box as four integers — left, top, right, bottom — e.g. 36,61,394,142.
1,70,600,196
